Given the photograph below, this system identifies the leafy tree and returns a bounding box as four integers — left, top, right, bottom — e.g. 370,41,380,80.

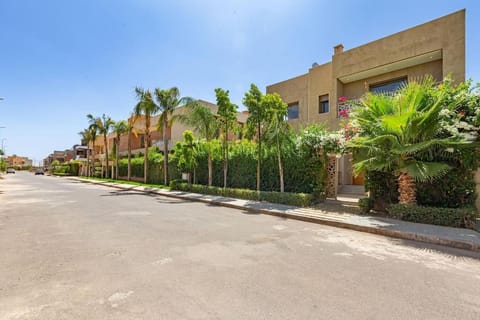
181,103,219,185
243,83,265,192
174,130,197,184
112,120,128,179
215,88,238,189
134,87,159,183
262,93,291,193
348,77,473,205
154,87,195,186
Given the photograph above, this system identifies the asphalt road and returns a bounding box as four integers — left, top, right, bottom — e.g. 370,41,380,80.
1,171,480,320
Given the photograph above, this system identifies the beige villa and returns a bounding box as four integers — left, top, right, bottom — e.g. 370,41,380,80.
266,10,465,197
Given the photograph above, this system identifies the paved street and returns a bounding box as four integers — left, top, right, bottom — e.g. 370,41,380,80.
1,172,480,320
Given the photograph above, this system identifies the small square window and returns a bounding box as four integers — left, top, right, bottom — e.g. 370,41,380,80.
287,103,299,120
319,95,329,114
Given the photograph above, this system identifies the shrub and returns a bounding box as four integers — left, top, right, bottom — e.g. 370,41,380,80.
386,204,478,229
358,198,372,214
169,181,314,207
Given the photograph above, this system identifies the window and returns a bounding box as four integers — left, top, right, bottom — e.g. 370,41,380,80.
287,103,299,120
319,95,329,114
140,134,145,148
370,78,407,94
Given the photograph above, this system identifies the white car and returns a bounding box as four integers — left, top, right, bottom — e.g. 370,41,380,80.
6,167,15,174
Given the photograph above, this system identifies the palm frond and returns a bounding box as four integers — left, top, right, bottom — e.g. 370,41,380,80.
403,161,451,182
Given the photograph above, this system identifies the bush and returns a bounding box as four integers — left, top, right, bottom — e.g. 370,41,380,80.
358,198,372,214
386,204,478,229
169,181,314,207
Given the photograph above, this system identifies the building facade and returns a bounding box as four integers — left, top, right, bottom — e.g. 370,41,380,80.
266,10,465,196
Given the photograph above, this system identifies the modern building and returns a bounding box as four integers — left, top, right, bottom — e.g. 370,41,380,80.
266,10,465,197
43,150,74,167
6,154,33,168
88,100,248,175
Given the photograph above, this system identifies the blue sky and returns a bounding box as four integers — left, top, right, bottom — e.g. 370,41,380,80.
1,0,479,164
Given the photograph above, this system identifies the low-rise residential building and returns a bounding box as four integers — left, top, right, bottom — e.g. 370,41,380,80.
90,100,248,163
7,154,33,167
266,10,465,197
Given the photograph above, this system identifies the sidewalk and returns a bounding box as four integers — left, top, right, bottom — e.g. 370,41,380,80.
69,177,480,252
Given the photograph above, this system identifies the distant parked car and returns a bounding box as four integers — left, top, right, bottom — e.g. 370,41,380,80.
35,169,44,175
6,167,15,174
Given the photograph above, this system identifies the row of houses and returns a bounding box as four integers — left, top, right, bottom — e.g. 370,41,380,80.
44,10,466,197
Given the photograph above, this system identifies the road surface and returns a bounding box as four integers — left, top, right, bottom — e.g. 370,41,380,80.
1,171,479,319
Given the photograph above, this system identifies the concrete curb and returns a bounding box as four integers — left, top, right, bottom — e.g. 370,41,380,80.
69,178,480,253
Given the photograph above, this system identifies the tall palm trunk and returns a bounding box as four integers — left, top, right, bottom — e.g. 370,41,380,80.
276,136,284,193
398,171,416,204
223,132,228,189
103,134,109,178
86,144,90,177
207,153,213,186
257,122,261,192
144,115,150,184
92,140,96,177
127,128,132,181
163,116,169,186
115,135,120,179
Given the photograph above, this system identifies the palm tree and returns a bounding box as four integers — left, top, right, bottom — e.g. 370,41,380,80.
134,87,159,184
88,114,114,178
348,78,471,204
126,114,138,181
181,103,218,186
154,87,195,186
112,120,128,179
86,116,99,177
78,128,94,176
262,93,291,193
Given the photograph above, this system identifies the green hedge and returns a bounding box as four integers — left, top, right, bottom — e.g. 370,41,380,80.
170,180,314,207
386,204,478,229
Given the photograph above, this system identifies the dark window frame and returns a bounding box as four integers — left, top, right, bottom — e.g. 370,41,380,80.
369,77,407,94
318,94,329,114
287,102,299,120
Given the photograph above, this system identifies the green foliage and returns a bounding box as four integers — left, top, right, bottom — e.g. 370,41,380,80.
416,167,477,208
348,77,478,206
387,204,478,229
169,180,314,207
215,87,239,188
53,162,79,176
358,198,373,214
172,130,197,176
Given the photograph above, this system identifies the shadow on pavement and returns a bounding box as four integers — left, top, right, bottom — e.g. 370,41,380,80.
394,237,480,260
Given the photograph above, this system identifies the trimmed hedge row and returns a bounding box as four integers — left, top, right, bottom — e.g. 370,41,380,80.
386,204,478,229
170,180,314,207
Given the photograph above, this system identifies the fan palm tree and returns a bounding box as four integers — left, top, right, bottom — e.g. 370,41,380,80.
262,93,291,193
154,87,195,185
112,120,128,179
348,78,471,204
134,87,159,184
88,114,114,178
181,103,219,186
